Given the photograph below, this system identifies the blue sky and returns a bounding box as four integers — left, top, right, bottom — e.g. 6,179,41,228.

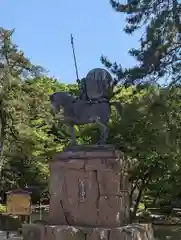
1,0,140,83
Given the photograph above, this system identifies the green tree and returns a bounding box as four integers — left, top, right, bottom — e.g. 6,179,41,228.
103,84,181,219
0,27,51,201
0,27,45,172
102,0,181,86
99,1,181,218
0,75,79,202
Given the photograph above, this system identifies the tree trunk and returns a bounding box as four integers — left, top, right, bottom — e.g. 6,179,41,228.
129,179,139,223
131,181,145,220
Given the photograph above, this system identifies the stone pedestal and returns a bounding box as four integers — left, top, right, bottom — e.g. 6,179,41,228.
22,223,155,240
22,146,155,240
48,146,130,227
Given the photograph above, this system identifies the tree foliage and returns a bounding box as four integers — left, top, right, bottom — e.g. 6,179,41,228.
101,0,181,86
99,0,181,219
1,26,181,223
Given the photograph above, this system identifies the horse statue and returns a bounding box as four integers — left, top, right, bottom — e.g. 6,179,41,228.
50,68,122,146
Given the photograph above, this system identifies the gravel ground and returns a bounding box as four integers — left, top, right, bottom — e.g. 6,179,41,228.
0,231,22,240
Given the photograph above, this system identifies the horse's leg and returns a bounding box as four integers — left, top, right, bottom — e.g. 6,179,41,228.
96,121,108,144
71,125,76,146
96,102,110,144
102,123,109,143
103,123,109,142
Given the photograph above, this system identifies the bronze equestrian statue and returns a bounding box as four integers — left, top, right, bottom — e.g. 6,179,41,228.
50,68,122,146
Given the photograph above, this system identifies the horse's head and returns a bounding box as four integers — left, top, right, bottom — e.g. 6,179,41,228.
50,92,75,114
50,93,59,114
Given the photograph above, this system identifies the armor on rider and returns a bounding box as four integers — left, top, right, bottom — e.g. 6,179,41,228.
77,78,88,101
77,68,113,102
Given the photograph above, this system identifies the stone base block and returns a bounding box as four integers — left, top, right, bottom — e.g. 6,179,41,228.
49,147,130,227
22,223,155,240
22,224,45,240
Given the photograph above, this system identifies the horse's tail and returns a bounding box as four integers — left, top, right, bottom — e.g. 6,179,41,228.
110,101,122,115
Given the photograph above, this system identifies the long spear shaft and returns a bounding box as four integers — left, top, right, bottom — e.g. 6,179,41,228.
70,34,79,81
